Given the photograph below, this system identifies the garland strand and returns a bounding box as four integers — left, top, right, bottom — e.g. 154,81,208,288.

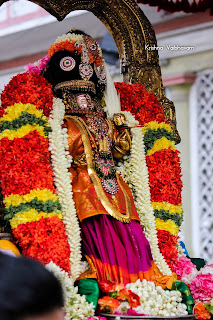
115,82,183,271
117,111,172,276
48,97,82,280
46,262,95,320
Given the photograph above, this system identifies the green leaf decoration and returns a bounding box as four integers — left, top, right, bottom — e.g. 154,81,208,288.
154,209,183,227
144,128,175,153
4,198,61,220
0,111,51,136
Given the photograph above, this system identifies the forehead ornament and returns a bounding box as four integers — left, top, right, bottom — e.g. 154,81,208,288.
60,56,76,71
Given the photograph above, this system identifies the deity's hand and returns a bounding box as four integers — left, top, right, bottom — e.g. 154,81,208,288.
113,113,126,127
112,113,131,159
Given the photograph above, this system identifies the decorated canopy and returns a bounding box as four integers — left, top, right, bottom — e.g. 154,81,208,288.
136,0,213,14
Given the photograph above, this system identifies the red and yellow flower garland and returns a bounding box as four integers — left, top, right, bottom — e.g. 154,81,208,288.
0,74,182,274
0,72,70,271
115,82,183,271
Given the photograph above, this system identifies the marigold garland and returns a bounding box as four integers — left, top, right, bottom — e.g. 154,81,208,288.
0,132,55,197
147,149,182,205
146,137,176,156
143,128,175,154
13,217,70,272
142,121,172,133
10,209,62,229
115,82,167,125
156,218,179,237
48,33,102,67
0,74,183,282
115,82,183,269
1,102,46,122
0,75,71,272
4,198,61,220
154,209,183,227
4,188,59,207
0,72,54,117
151,201,183,215
157,230,178,271
48,40,82,58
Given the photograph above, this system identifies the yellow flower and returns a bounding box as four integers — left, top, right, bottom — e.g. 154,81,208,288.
0,124,46,140
10,209,62,229
2,103,46,122
147,137,176,156
142,121,172,134
156,218,179,236
4,189,58,208
151,202,183,216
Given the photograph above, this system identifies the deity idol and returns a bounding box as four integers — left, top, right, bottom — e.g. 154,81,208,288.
0,30,174,291
41,29,171,285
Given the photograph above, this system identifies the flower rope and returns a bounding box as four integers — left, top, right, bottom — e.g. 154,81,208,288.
48,97,82,280
117,111,172,276
115,82,183,271
46,261,95,320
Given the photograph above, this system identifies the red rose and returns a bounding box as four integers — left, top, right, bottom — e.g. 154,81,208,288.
98,280,117,293
98,296,120,313
117,289,140,308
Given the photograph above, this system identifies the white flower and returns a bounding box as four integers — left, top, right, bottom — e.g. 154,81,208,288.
126,279,188,316
46,262,95,319
48,98,82,280
199,265,213,275
116,111,172,276
80,261,91,274
177,239,187,257
54,33,84,44
181,268,199,285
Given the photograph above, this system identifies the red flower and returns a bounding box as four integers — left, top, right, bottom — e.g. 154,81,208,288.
157,230,178,271
0,132,55,197
114,82,182,272
147,149,182,205
193,302,211,320
117,289,140,308
98,296,120,313
115,82,166,125
13,216,70,272
48,40,82,58
98,280,122,293
1,72,54,117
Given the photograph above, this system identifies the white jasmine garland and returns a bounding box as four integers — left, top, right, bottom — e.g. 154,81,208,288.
46,262,95,320
116,111,172,276
80,261,91,274
126,279,188,316
177,239,187,257
48,96,171,279
55,33,84,44
54,32,103,63
48,97,82,280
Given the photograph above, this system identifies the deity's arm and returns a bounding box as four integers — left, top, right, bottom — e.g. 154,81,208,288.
111,113,132,159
